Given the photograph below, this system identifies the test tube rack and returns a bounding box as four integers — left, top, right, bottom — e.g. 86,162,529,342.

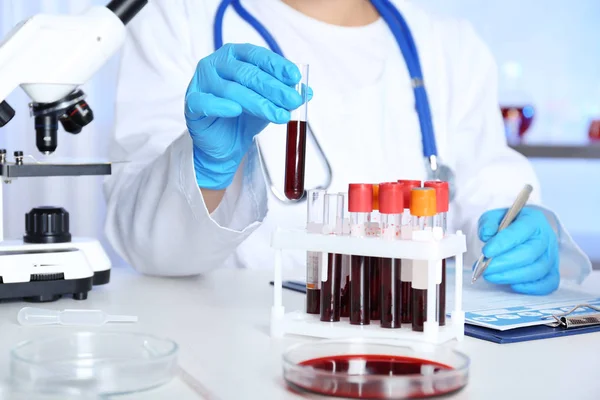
270,228,467,345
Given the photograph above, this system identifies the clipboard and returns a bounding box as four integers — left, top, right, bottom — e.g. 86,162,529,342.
271,281,600,343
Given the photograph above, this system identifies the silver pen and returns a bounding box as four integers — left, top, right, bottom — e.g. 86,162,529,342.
471,184,534,283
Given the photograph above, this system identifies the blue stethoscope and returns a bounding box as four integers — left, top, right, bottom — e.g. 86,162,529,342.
214,0,455,203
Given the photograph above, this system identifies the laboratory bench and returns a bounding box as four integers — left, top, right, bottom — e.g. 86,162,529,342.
0,266,599,399
510,143,600,159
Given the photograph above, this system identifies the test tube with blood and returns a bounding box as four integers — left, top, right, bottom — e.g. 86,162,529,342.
397,179,421,323
369,184,381,320
348,184,373,325
305,189,326,314
378,182,404,328
409,187,437,332
424,181,449,325
320,193,343,322
284,63,309,200
338,192,352,318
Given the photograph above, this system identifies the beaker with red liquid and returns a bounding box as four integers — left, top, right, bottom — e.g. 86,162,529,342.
283,338,470,399
284,63,310,200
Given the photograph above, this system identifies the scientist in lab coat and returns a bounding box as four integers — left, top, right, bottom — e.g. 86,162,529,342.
104,0,591,295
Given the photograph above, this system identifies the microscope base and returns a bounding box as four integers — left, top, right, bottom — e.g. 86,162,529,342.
0,238,111,302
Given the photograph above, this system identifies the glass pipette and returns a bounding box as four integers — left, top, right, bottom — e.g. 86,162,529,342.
17,307,138,327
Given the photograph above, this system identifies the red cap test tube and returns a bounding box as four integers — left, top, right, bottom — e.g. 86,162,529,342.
348,184,373,325
379,182,404,328
424,180,450,326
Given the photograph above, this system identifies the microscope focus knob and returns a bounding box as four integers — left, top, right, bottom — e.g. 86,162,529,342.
0,101,15,127
24,207,72,244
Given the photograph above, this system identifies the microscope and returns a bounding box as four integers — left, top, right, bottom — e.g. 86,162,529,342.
0,0,147,302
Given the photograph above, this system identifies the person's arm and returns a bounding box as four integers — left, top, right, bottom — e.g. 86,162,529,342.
104,0,267,276
445,21,591,286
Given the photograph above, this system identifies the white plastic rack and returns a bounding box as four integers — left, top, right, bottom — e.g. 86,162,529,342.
270,228,467,344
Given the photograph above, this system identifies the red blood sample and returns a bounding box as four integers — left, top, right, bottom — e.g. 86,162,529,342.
412,289,427,332
350,255,370,325
380,258,402,328
589,119,600,141
501,106,534,137
284,120,307,200
401,280,412,324
438,260,446,326
320,253,342,322
306,288,320,314
290,354,458,399
341,267,351,318
369,257,380,320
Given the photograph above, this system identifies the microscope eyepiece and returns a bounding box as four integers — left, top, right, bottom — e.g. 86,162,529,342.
106,0,148,25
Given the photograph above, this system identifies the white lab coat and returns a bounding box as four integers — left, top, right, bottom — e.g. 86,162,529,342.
105,0,591,284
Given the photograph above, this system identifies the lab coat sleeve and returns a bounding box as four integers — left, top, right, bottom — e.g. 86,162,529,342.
103,0,268,276
446,21,591,284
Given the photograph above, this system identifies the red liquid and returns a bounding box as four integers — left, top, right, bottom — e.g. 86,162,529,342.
341,272,351,318
412,289,427,332
501,106,534,138
306,288,320,314
290,354,459,399
589,120,600,141
401,282,412,323
369,257,381,320
350,255,370,325
437,260,446,326
284,120,307,200
380,258,402,328
321,253,342,322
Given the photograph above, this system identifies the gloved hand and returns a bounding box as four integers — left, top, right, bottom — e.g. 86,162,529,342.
477,206,559,295
185,43,312,190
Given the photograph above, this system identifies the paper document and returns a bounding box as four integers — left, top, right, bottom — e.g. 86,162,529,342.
446,270,600,331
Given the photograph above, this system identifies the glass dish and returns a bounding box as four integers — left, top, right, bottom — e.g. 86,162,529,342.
10,331,178,396
283,338,469,399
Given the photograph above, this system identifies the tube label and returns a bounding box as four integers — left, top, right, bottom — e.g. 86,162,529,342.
306,251,321,288
350,223,366,237
382,225,399,240
401,260,413,282
412,260,429,290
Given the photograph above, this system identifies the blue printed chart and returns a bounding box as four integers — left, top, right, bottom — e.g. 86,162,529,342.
464,298,600,330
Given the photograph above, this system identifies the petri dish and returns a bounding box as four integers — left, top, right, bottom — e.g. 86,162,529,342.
10,331,178,396
282,338,469,399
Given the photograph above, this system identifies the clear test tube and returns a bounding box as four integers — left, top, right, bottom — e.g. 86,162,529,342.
320,192,343,322
369,183,381,321
397,179,421,324
424,181,449,326
409,187,437,332
348,184,373,325
379,182,404,329
305,189,326,315
284,63,309,201
338,192,352,319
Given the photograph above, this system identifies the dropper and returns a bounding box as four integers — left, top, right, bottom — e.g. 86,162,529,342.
17,307,138,327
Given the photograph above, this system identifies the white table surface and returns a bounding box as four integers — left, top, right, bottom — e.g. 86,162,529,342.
0,266,599,400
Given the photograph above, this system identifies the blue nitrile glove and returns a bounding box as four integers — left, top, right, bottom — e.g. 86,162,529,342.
477,207,560,295
185,43,312,190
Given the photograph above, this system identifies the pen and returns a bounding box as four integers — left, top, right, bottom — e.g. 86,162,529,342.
471,184,534,283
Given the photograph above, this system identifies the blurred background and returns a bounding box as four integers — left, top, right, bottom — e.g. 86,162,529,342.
0,0,598,268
